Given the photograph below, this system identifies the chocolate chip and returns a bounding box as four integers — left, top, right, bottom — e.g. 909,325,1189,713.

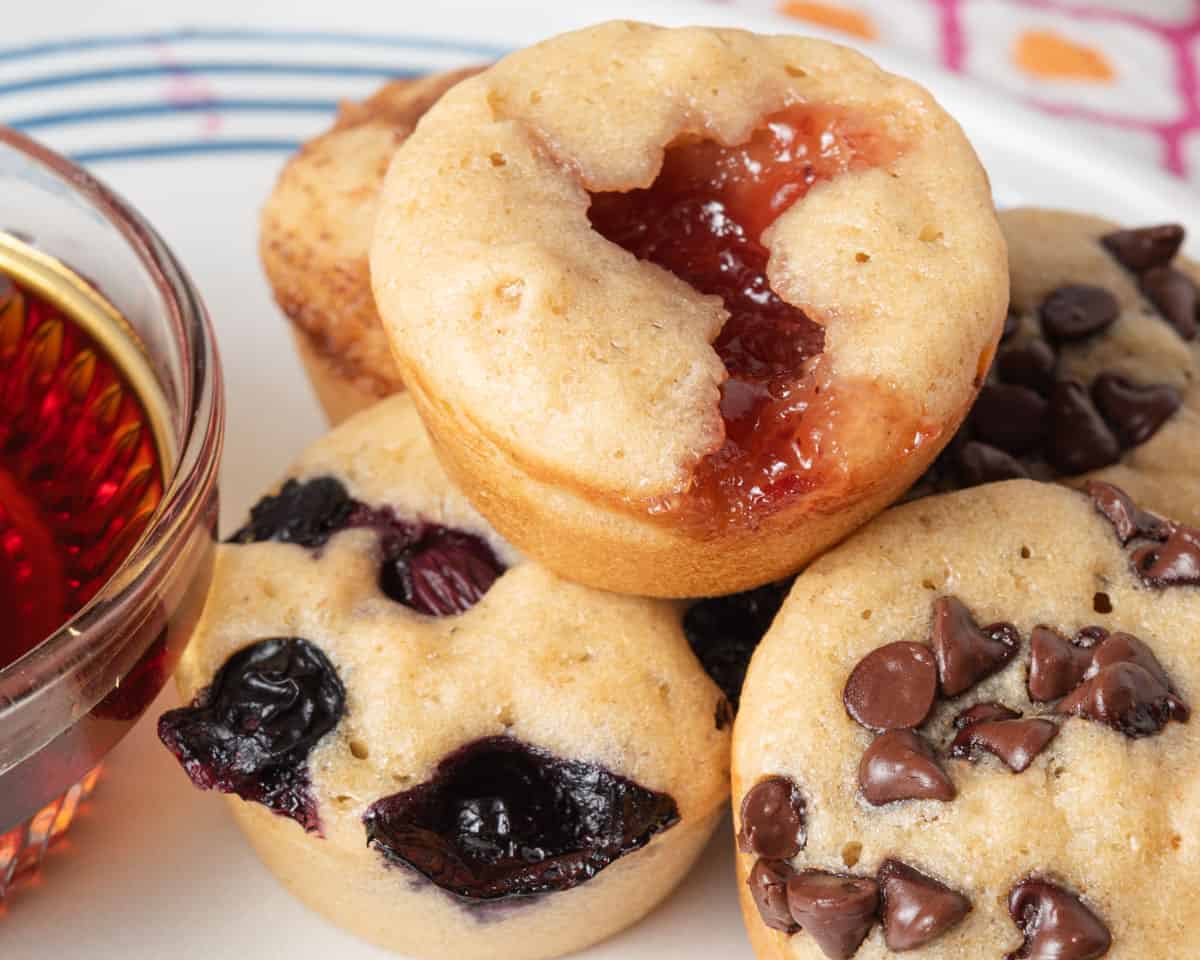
995,340,1057,395
1141,265,1198,340
956,442,1032,487
1087,481,1171,544
878,859,971,952
1039,285,1119,342
931,597,1021,698
1091,373,1182,448
1101,223,1184,274
1046,380,1121,475
1089,632,1171,688
843,642,938,731
1133,524,1200,588
858,730,956,806
1075,625,1109,647
786,871,880,960
1029,627,1093,702
1056,661,1189,737
950,718,1058,773
953,701,1021,727
748,859,799,934
969,383,1048,456
1007,879,1112,960
738,777,807,859
1002,309,1021,342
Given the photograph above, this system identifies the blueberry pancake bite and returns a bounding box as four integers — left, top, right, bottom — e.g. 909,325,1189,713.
733,480,1197,959
260,68,480,425
912,209,1200,525
158,395,730,960
370,21,1007,597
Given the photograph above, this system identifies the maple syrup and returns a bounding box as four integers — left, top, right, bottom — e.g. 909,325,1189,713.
0,233,170,671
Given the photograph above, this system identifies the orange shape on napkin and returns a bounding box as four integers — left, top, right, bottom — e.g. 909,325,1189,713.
778,1,877,41
1014,29,1115,83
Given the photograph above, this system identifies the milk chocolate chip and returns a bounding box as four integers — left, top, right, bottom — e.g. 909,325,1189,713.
1039,285,1119,342
738,777,807,859
786,871,880,960
1101,223,1184,273
931,597,1020,697
950,718,1058,773
1029,627,1093,703
1141,266,1198,341
1047,380,1121,475
1133,525,1200,588
844,642,938,731
1087,481,1170,544
748,859,799,934
1090,373,1182,448
858,730,956,806
878,859,971,952
1007,879,1112,960
953,701,1021,727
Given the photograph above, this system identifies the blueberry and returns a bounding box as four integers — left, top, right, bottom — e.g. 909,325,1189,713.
157,637,345,833
227,476,356,548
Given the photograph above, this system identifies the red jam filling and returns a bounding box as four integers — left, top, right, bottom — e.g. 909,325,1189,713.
0,274,163,669
588,104,898,523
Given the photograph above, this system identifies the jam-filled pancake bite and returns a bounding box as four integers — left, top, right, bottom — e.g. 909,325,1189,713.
370,21,1008,597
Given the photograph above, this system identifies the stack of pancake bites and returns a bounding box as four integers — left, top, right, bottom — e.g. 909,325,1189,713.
156,21,1200,960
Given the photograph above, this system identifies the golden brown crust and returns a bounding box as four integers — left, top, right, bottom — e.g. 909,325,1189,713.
259,67,483,424
372,22,1007,596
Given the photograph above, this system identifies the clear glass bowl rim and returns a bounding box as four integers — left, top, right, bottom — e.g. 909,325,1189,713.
0,126,225,719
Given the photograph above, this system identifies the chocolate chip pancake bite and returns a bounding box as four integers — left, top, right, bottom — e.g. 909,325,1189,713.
157,395,730,960
260,68,479,424
733,480,1197,959
912,210,1200,525
370,21,1008,597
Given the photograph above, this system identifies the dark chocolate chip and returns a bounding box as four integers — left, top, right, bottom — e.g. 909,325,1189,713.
950,718,1058,773
1007,879,1112,960
931,597,1021,698
995,340,1058,395
969,383,1048,456
1046,380,1121,475
956,442,1032,487
1002,309,1021,342
843,642,938,731
1029,627,1093,702
858,730,956,806
1056,661,1189,737
1142,265,1198,340
1133,524,1200,587
1086,481,1171,544
878,859,971,952
1039,285,1119,342
738,777,807,859
1101,223,1184,274
786,871,880,960
748,859,800,934
1075,625,1110,647
1091,373,1182,448
953,701,1021,727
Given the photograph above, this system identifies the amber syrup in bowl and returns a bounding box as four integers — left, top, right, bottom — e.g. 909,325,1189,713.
0,156,221,903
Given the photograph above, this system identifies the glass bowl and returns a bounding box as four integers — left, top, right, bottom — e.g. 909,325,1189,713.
0,128,224,897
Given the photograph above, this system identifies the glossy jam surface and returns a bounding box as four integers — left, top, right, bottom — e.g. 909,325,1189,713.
588,105,897,522
0,272,163,669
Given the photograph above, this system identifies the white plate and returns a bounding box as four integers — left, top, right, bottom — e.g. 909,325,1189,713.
3,2,1198,958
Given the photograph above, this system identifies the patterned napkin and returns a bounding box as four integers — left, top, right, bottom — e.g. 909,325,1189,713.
728,0,1200,184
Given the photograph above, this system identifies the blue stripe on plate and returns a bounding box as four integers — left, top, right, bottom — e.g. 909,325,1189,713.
70,138,302,164
0,62,421,97
0,27,507,63
10,98,341,130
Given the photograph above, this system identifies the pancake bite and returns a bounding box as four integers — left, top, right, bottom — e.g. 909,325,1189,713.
260,68,480,424
157,396,730,960
733,480,1198,959
370,21,1008,597
912,210,1200,525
